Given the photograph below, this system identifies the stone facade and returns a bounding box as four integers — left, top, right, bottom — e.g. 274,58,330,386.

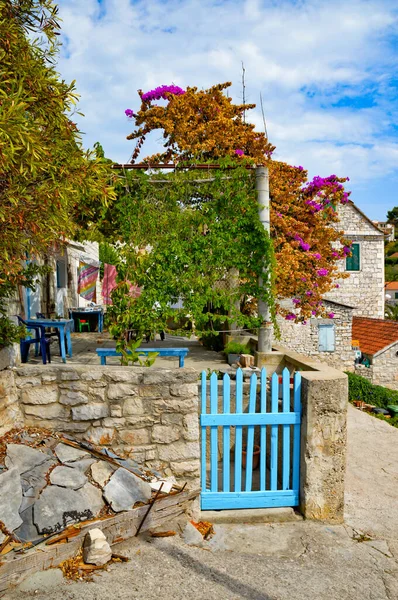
278,300,354,371
326,202,385,319
1,365,200,487
355,341,398,390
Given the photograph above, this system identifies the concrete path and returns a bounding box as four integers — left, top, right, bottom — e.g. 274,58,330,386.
345,404,398,540
6,405,398,600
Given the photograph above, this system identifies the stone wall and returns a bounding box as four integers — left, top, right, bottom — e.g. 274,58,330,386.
278,301,354,371
0,369,24,436
1,365,200,487
355,342,398,390
326,203,385,319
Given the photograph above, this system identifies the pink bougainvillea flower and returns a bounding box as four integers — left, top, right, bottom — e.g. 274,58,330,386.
305,291,313,296
285,313,296,321
332,251,339,258
235,149,244,156
311,310,317,316
343,246,351,255
328,312,335,319
301,277,307,282
292,298,301,305
125,109,136,118
312,253,322,260
141,85,185,103
335,283,340,288
317,268,329,276
300,241,311,251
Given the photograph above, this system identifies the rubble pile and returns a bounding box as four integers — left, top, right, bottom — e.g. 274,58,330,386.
0,428,178,549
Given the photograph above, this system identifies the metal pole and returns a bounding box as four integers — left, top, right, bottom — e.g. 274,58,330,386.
256,166,272,353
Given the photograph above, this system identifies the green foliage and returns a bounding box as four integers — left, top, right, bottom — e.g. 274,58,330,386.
101,163,278,340
99,242,120,279
0,0,114,346
345,371,398,408
385,304,398,321
115,337,159,367
224,341,251,355
387,206,398,229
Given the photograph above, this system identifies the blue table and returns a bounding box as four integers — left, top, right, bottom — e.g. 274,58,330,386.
25,318,73,363
69,309,104,333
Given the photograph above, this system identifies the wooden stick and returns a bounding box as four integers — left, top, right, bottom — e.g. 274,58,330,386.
135,483,164,537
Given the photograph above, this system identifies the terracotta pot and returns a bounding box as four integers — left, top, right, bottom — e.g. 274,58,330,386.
242,445,261,470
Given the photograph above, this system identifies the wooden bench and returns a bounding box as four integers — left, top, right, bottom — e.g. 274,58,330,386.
96,347,189,368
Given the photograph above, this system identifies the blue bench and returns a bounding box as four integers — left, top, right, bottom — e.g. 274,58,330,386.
96,347,189,368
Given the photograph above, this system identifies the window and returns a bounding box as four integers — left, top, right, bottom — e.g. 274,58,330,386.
56,259,66,288
395,292,398,300
319,324,335,352
346,243,360,271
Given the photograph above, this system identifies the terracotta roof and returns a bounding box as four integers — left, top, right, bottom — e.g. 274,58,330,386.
352,316,398,356
385,282,398,290
389,252,398,259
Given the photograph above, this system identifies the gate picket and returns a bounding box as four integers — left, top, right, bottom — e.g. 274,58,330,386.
234,368,243,493
245,373,257,492
210,372,218,492
201,367,301,511
222,373,231,492
259,368,267,491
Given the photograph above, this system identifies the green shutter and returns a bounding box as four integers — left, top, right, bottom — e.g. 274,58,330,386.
346,243,360,271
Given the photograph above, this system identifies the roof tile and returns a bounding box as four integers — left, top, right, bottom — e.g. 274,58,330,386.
352,317,398,356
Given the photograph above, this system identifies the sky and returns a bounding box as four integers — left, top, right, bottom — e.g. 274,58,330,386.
56,0,398,220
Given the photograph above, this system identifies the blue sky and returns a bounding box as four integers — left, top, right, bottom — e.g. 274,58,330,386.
57,0,398,220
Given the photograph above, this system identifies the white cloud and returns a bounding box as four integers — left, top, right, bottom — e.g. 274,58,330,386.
56,0,398,214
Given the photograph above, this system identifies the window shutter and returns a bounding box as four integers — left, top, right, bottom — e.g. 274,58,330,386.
346,243,360,271
319,324,335,352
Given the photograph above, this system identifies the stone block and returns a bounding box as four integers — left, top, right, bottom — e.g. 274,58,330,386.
102,417,126,429
59,370,80,381
24,403,68,420
125,414,157,427
118,428,151,446
56,421,91,433
104,369,142,384
80,369,107,382
152,424,181,444
110,405,123,417
89,387,106,401
138,385,165,398
161,413,183,426
41,374,57,383
182,413,199,441
86,427,115,445
108,383,137,400
21,384,59,405
91,461,115,487
72,403,109,421
123,397,145,415
15,376,42,388
59,391,89,406
152,396,198,415
143,368,198,385
54,443,91,463
170,460,201,476
158,441,200,462
59,381,87,391
169,383,199,398
5,443,50,474
83,528,112,566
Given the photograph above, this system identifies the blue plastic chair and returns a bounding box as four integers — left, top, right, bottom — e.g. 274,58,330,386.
17,316,51,364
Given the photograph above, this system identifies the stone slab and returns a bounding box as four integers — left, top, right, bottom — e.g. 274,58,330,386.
33,483,104,534
13,506,41,543
49,466,88,489
0,467,23,531
54,442,91,463
5,444,50,475
14,568,64,593
90,461,115,487
103,468,152,512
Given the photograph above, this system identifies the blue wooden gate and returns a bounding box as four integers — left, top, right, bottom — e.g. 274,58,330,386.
200,367,302,510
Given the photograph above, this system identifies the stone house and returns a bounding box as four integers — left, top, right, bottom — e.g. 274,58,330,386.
279,201,385,370
277,299,354,371
353,316,398,389
385,282,398,307
326,201,385,319
6,241,101,320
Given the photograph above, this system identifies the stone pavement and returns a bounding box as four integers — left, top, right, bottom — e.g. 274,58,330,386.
6,405,398,600
27,332,226,373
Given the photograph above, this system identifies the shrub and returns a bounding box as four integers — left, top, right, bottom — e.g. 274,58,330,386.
224,341,251,355
345,371,398,408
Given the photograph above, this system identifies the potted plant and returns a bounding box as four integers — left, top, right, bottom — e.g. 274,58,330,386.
224,341,251,366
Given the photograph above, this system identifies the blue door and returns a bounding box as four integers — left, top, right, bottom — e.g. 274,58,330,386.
200,368,302,510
